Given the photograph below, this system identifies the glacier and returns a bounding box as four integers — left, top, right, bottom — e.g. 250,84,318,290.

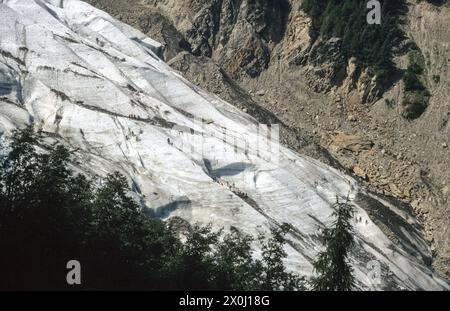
0,0,448,290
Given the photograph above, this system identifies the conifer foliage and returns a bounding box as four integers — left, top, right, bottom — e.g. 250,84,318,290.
311,198,356,291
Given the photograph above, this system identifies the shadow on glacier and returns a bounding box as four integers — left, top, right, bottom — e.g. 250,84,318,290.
210,162,255,178
0,70,23,103
145,196,192,219
202,159,255,178
0,82,12,96
355,192,433,267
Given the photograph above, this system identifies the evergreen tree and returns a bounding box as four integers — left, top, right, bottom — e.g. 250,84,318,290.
259,224,305,291
0,127,94,288
311,198,355,291
212,229,262,290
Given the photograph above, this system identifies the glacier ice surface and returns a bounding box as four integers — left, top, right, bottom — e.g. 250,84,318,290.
0,0,448,290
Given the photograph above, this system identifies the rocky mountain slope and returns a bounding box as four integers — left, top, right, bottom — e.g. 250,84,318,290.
83,0,450,280
0,0,448,289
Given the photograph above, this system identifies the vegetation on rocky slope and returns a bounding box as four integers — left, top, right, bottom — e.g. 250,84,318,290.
401,45,430,119
301,0,435,119
301,0,406,82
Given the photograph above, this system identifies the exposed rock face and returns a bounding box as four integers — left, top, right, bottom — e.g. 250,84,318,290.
149,0,290,79
83,0,450,279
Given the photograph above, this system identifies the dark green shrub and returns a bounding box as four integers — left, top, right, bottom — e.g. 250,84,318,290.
402,90,430,119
